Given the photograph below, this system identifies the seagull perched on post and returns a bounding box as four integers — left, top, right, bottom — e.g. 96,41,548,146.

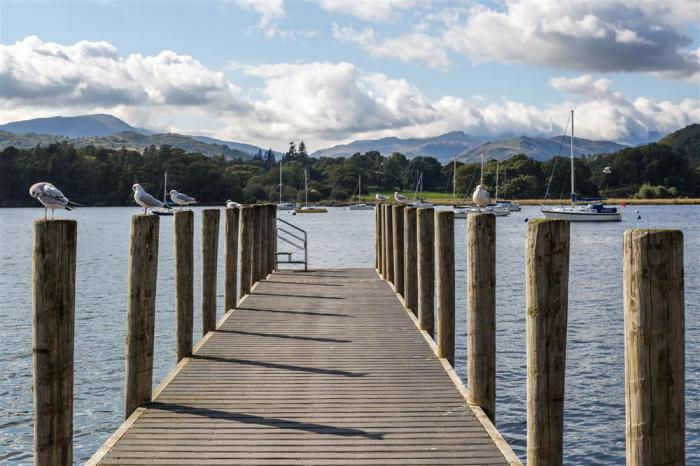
29,182,79,219
226,200,242,208
375,194,386,202
170,190,197,207
132,184,163,214
472,184,492,210
394,192,408,203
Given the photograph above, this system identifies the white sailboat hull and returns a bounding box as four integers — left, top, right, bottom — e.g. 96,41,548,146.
349,204,374,210
541,207,621,222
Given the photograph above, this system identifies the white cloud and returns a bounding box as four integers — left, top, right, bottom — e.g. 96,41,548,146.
332,24,450,70
233,0,284,27
442,0,700,79
317,0,420,22
1,37,697,149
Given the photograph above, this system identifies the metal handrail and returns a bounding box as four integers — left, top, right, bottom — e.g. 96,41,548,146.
275,217,308,271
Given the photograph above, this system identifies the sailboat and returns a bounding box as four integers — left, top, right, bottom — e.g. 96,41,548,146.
277,159,294,210
495,168,521,211
409,172,433,208
487,162,510,217
349,174,373,210
153,172,174,216
295,169,327,213
541,110,621,221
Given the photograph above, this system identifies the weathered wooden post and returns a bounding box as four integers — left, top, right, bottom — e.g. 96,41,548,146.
416,207,435,337
385,205,394,284
125,215,159,418
256,205,265,281
526,218,569,466
269,204,277,273
435,210,454,365
238,206,252,299
250,204,262,287
201,209,220,335
261,204,269,277
467,213,496,422
392,205,405,296
379,204,386,278
33,219,77,466
174,210,193,362
403,207,418,314
224,207,239,311
375,203,382,272
623,229,684,465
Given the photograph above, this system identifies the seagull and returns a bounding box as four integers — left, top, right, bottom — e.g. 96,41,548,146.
375,194,386,202
170,190,197,207
29,182,78,219
472,184,492,209
226,200,242,208
132,184,163,214
394,192,408,203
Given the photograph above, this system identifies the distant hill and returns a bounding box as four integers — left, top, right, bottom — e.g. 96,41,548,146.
0,114,146,138
0,130,253,160
312,131,478,162
658,123,700,164
0,114,272,158
457,136,627,162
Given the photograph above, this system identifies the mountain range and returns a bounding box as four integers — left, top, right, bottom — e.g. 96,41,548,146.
0,114,275,160
0,113,666,162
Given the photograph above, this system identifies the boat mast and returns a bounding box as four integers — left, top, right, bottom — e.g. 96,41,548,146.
452,156,457,207
480,153,484,185
304,168,308,206
495,162,499,203
279,159,283,204
570,109,575,204
163,172,168,204
358,174,361,203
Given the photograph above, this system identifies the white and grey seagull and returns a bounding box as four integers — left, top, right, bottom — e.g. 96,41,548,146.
394,192,408,203
375,194,386,202
472,184,492,210
225,199,242,208
29,182,78,219
132,184,163,214
170,190,197,207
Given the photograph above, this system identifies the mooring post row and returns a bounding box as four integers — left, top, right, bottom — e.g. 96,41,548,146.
435,210,455,365
403,207,418,315
416,207,435,337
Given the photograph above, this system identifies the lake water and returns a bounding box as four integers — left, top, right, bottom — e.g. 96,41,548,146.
0,205,697,464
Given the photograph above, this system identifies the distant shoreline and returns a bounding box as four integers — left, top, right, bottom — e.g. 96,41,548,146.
3,198,699,209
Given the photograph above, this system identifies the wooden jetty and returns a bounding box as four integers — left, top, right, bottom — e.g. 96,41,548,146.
88,268,516,465
31,203,685,465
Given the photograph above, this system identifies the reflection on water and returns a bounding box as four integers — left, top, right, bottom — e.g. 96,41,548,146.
0,205,697,464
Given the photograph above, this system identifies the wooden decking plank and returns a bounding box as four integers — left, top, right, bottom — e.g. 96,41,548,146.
91,268,514,465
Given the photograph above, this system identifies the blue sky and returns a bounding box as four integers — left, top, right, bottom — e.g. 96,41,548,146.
1,0,698,150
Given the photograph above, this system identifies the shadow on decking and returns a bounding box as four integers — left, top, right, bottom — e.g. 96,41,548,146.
147,402,384,440
192,355,367,378
266,280,343,287
251,292,345,300
216,329,351,344
236,307,351,318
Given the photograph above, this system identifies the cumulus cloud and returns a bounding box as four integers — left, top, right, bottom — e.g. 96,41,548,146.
442,0,700,79
1,36,697,149
317,0,420,22
332,24,450,70
232,0,284,27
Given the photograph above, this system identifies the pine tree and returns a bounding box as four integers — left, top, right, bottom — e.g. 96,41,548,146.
265,148,275,167
285,142,297,161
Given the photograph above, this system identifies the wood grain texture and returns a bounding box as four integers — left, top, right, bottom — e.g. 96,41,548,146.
252,206,262,285
201,209,220,336
416,208,435,338
375,204,382,273
92,268,510,465
33,219,77,466
384,205,394,285
435,210,455,365
238,207,252,300
525,219,569,466
403,207,418,315
467,213,496,422
392,205,405,297
224,208,239,312
623,229,684,466
125,215,160,419
174,210,194,362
